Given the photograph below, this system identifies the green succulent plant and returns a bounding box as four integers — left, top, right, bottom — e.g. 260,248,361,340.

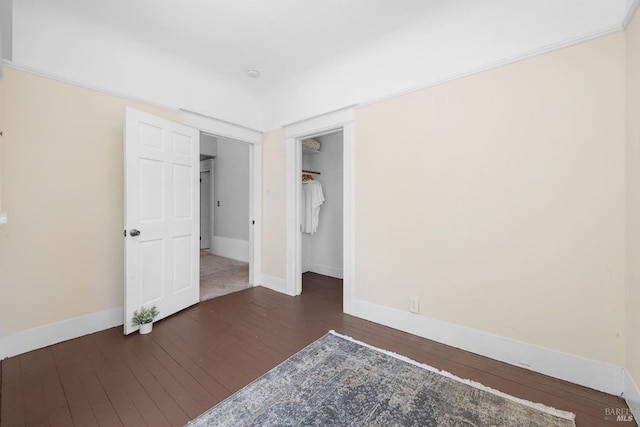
132,305,159,326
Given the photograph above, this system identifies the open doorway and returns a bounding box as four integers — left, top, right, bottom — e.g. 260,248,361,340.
199,132,251,301
301,131,344,294
284,107,354,314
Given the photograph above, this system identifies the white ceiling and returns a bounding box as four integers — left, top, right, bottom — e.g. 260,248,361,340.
50,0,459,92
8,0,638,129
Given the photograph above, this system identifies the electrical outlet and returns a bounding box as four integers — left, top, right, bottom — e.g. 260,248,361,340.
409,298,420,314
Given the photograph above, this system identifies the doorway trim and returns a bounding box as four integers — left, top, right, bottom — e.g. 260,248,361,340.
199,160,214,250
284,106,355,314
182,110,262,286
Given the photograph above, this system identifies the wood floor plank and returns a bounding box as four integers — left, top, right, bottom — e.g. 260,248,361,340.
91,330,171,427
123,336,205,418
64,338,123,427
180,306,285,369
148,327,231,402
172,308,279,372
33,348,74,426
19,352,52,427
0,272,631,426
1,356,26,427
50,340,100,427
78,335,146,427
131,333,215,410
156,317,257,392
190,296,307,360
115,338,190,426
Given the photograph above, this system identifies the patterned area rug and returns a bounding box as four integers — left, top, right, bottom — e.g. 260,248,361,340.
187,332,576,426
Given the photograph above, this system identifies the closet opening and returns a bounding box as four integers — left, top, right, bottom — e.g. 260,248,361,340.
284,106,354,313
299,130,344,296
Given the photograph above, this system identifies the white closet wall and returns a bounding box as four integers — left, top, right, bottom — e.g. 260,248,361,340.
302,131,344,278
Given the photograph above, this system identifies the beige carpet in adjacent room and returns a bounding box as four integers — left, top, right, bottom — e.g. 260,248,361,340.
200,250,250,301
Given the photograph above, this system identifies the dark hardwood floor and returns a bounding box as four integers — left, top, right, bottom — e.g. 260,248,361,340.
1,273,629,426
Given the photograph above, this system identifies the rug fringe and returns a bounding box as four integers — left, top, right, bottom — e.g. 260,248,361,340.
328,330,576,422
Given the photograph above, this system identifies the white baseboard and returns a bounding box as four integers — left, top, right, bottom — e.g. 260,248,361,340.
210,236,250,262
0,306,123,359
305,263,344,279
259,274,289,295
351,298,624,396
624,370,640,423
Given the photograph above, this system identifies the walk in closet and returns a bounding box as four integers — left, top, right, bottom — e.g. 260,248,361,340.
301,131,344,279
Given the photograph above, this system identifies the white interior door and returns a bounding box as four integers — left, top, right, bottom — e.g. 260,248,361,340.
124,107,200,334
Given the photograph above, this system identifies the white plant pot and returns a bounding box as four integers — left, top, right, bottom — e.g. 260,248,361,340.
139,323,153,334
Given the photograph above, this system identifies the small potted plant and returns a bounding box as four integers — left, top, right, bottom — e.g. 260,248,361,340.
132,305,159,334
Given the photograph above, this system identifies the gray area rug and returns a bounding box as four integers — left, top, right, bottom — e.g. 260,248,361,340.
200,251,250,301
186,332,576,426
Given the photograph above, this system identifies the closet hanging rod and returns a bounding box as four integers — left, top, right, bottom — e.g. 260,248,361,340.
302,169,321,175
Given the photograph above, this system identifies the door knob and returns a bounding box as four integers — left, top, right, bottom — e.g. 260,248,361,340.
129,229,141,237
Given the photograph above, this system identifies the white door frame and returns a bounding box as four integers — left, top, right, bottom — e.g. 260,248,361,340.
199,159,215,250
182,110,262,285
284,107,355,314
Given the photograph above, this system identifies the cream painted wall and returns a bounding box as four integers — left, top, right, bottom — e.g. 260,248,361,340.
354,33,626,365
257,33,626,365
260,128,287,279
625,10,640,386
0,67,181,336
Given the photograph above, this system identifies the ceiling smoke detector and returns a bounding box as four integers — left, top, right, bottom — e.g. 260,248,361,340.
246,69,260,78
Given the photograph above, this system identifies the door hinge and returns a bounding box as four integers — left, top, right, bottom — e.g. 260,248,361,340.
123,229,126,237
252,220,255,225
